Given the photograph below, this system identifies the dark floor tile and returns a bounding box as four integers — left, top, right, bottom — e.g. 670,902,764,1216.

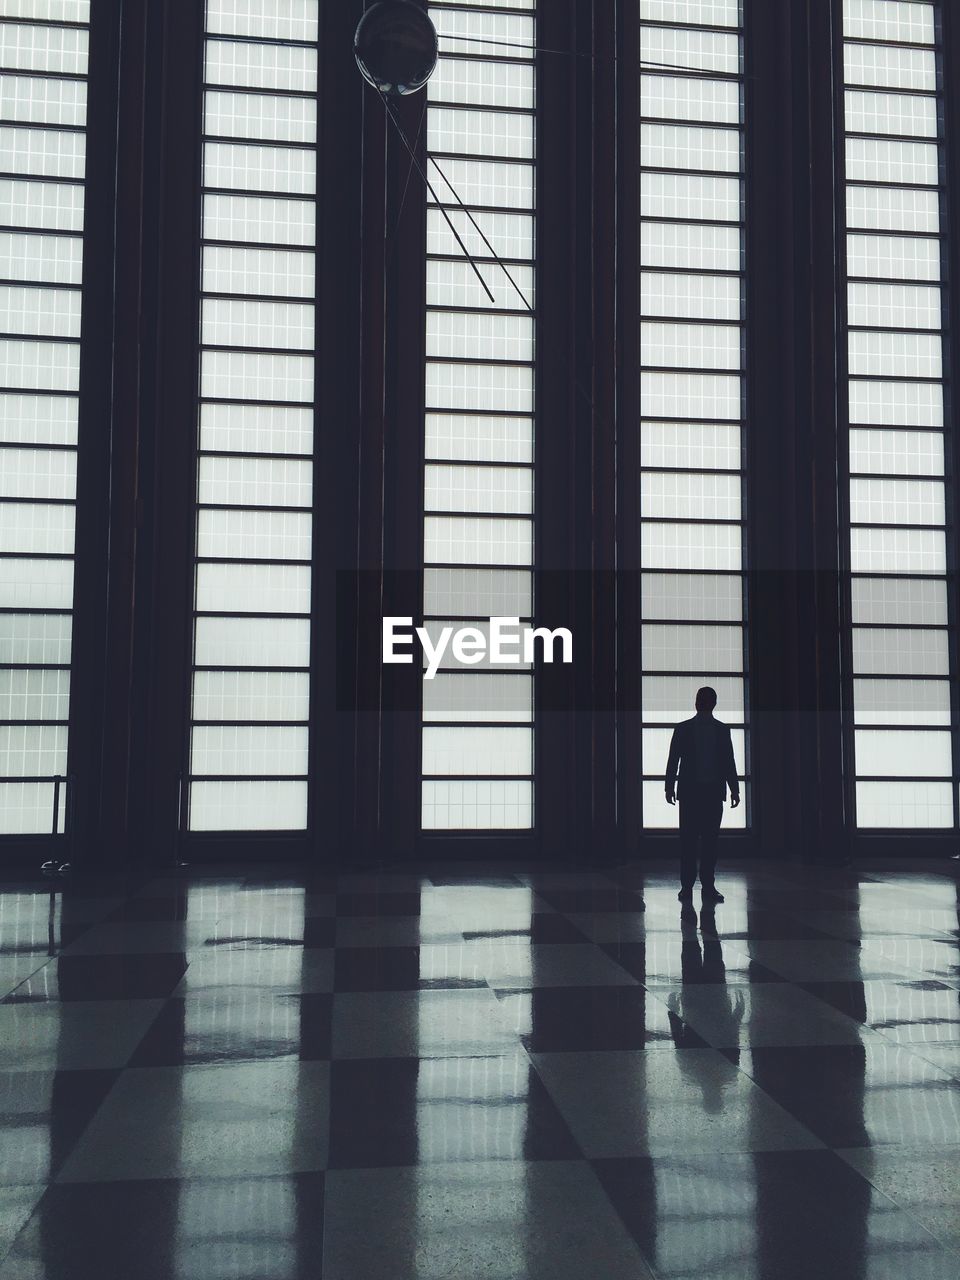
327,1054,581,1169
428,874,522,887
105,897,192,923
592,1150,960,1280
335,892,424,917
463,913,589,944
534,889,646,914
128,993,331,1066
0,1174,325,1280
333,947,484,993
0,1068,119,1183
302,917,335,948
729,1043,960,1148
4,954,189,1003
494,986,706,1051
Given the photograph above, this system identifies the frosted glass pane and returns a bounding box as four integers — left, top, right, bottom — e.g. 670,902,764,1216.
643,676,744,725
641,372,741,420
848,331,941,379
844,44,936,91
0,614,71,665
846,185,940,233
0,557,73,608
427,158,533,210
205,40,318,93
642,322,740,371
0,232,83,285
850,527,945,573
848,283,941,329
199,403,313,455
849,429,943,478
852,627,948,676
854,678,950,727
192,671,310,722
0,392,77,445
0,24,88,75
203,245,315,298
642,574,743,622
640,173,741,222
195,563,311,615
432,10,534,57
641,27,740,75
428,108,533,160
426,363,532,413
203,194,315,246
844,1,935,44
0,445,76,498
641,74,740,125
426,311,533,363
642,522,741,570
0,668,69,721
425,464,532,515
422,727,532,776
198,455,312,507
0,339,79,391
851,577,947,626
205,92,317,144
201,295,314,353
0,179,84,232
422,780,532,830
426,414,532,464
642,624,744,672
427,208,533,263
642,124,741,173
0,3,90,21
845,90,937,141
845,138,938,186
642,471,741,520
424,568,532,618
206,1,319,42
640,1,740,25
197,509,311,560
0,126,85,180
0,501,74,554
422,673,533,723
194,618,310,668
855,729,951,777
427,260,533,311
0,781,63,835
641,222,740,272
641,273,741,322
0,286,81,338
191,725,308,776
190,780,307,832
641,421,741,470
846,234,941,282
0,724,67,775
850,477,943,525
429,59,533,110
855,781,952,829
849,380,943,428
425,516,532,566
200,351,313,401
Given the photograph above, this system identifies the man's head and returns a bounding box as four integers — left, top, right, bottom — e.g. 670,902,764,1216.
695,686,718,714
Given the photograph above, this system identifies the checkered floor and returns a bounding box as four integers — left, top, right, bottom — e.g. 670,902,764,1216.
0,857,958,1278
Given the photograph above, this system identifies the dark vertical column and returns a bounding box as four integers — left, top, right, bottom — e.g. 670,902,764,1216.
136,0,205,865
743,0,803,861
794,0,848,863
316,0,366,864
537,0,580,861
66,0,122,865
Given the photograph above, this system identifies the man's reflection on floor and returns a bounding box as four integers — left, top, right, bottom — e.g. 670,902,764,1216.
668,905,745,1073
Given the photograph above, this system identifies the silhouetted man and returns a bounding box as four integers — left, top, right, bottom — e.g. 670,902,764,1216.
665,686,740,904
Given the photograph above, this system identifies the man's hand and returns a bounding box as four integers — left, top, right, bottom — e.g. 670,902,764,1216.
730,792,741,809
665,790,676,806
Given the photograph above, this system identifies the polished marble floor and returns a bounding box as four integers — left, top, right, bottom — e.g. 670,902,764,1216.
0,857,957,1278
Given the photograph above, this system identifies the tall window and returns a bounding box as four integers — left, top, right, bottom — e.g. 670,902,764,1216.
638,0,748,830
187,0,318,832
840,0,954,828
420,2,536,832
0,1,89,835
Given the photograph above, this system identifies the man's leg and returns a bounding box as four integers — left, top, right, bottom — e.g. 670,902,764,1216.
697,796,724,891
678,798,698,893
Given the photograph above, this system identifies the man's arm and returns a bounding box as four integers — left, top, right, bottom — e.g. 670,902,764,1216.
724,726,741,807
665,727,681,805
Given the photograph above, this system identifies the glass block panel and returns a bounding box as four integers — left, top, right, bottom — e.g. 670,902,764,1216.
641,574,743,622
425,464,532,515
191,725,309,776
190,780,308,832
854,678,950,727
640,421,741,470
424,516,533,566
422,780,533,830
846,233,941,282
640,222,741,272
642,522,742,571
641,470,741,520
642,624,744,672
425,413,533,464
642,675,745,725
422,673,533,723
852,627,948,677
422,727,532,776
855,781,952,829
424,567,532,618
854,729,951,778
851,576,947,626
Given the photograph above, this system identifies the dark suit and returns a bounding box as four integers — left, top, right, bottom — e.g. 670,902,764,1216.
665,715,740,891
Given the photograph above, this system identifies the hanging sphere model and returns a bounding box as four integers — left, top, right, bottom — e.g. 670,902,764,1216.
355,1,439,96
